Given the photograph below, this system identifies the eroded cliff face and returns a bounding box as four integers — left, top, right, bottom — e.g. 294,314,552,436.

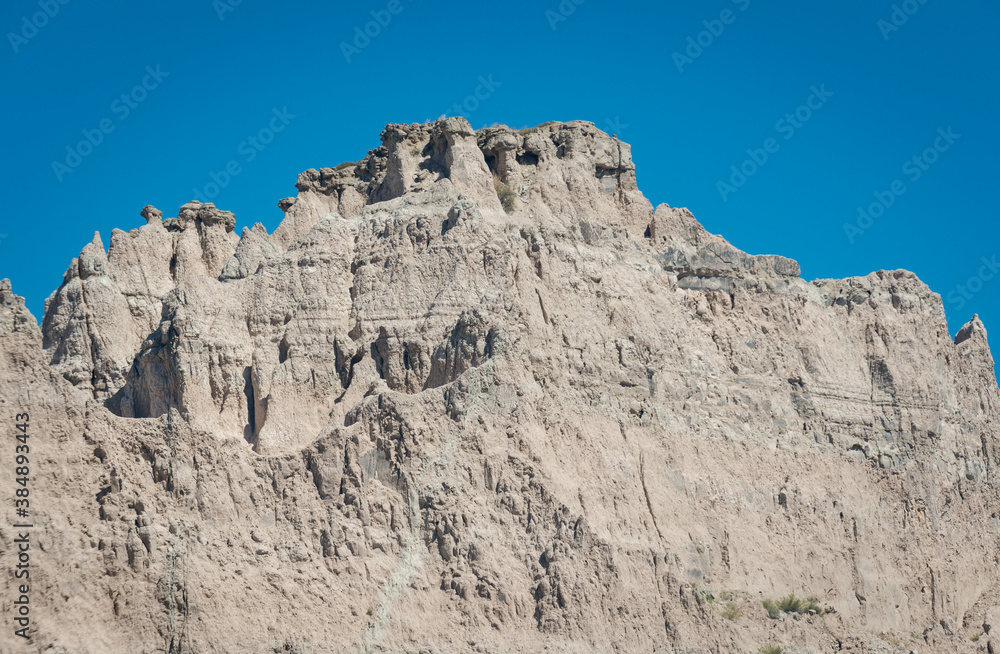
1,118,998,654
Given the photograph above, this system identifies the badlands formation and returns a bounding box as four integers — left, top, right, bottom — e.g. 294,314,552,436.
1,118,998,653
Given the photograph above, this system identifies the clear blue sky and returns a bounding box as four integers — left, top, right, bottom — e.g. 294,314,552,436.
2,1,998,360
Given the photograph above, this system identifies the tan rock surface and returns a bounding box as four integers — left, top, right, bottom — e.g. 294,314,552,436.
1,118,998,653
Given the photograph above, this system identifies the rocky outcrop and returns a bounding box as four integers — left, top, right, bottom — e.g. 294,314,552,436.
2,118,999,653
219,223,280,282
0,278,40,339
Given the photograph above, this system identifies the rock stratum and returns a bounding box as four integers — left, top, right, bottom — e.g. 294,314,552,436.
1,118,999,654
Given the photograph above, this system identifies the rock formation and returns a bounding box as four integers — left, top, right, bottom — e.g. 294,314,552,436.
1,118,998,653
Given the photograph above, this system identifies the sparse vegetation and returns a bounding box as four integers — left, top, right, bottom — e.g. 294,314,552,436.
493,174,516,214
335,161,355,171
777,594,803,613
759,646,783,654
520,120,558,135
760,593,824,617
410,147,421,156
800,598,824,614
971,632,982,642
722,602,742,621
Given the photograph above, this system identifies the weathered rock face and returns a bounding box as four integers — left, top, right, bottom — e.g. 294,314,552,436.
1,118,998,654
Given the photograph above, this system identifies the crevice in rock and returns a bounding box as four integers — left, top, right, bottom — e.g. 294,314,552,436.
483,153,498,175
371,342,386,381
516,151,539,167
243,366,256,445
536,289,550,324
425,312,498,390
639,452,665,544
867,356,896,397
334,339,365,390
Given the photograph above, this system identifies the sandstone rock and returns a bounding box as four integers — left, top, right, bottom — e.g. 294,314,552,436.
219,223,280,281
956,313,988,345
986,605,1000,634
2,118,998,653
0,277,39,338
141,204,163,224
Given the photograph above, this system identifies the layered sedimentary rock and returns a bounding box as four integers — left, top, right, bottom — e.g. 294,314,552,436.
1,118,998,654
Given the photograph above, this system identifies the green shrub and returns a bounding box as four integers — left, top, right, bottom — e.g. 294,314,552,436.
778,594,803,613
493,174,516,214
335,161,356,171
759,646,783,654
971,633,982,642
721,602,742,621
767,593,824,616
762,599,780,619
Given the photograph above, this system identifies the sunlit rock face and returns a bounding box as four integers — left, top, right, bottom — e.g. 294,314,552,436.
3,118,998,654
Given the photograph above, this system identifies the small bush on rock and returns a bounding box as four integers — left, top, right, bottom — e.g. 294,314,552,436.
778,594,803,613
764,593,824,618
493,174,516,214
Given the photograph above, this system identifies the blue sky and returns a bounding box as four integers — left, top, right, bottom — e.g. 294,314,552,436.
2,0,998,362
